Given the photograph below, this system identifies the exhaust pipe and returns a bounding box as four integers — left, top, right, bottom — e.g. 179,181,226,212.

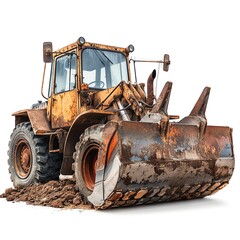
146,69,156,105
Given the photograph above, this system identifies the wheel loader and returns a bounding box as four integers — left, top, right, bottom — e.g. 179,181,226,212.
7,37,234,209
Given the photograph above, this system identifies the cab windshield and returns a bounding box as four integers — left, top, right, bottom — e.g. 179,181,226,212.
82,48,128,89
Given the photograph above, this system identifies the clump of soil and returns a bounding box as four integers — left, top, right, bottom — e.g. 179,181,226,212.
0,180,93,210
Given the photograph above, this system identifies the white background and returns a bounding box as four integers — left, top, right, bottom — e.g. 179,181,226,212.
0,0,239,239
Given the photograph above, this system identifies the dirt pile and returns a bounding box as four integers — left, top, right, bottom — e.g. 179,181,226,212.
0,180,93,210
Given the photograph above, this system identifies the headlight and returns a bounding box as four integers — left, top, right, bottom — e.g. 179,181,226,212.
78,36,86,45
128,44,134,53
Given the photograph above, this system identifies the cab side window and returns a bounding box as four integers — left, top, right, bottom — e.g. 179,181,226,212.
55,53,77,94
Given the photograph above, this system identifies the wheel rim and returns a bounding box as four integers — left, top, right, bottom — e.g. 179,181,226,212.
14,139,32,178
82,144,99,191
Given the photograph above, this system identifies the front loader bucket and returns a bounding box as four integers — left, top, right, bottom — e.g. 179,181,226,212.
87,84,234,209
87,121,234,209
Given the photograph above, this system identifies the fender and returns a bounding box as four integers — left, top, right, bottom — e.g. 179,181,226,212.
60,109,115,175
12,109,51,134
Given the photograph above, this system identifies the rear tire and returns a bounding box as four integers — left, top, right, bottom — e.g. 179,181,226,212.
73,124,104,197
8,122,62,188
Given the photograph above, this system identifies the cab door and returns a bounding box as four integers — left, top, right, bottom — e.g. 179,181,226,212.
51,52,79,129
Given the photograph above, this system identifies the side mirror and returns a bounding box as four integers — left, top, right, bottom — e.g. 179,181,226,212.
43,42,53,63
163,54,170,72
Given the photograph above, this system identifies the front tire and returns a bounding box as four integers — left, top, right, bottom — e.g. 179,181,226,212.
8,122,62,188
73,124,104,197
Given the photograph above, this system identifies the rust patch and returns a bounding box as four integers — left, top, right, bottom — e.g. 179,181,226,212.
27,109,52,134
95,122,118,171
123,174,132,186
51,90,78,129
